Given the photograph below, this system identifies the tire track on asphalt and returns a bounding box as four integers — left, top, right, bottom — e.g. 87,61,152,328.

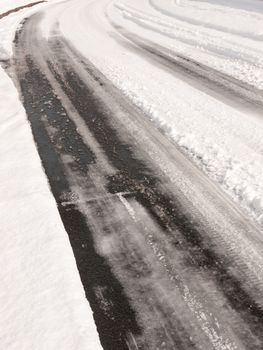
13,33,142,350
46,37,263,349
12,13,263,350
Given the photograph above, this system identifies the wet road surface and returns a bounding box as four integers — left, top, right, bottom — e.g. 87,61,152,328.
11,12,263,350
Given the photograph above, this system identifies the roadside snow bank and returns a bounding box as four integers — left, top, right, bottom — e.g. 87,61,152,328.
0,2,102,349
0,1,46,20
0,0,48,59
0,65,101,350
0,0,43,13
100,61,263,225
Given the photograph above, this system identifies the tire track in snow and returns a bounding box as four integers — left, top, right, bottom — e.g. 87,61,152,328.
12,12,263,350
109,23,263,113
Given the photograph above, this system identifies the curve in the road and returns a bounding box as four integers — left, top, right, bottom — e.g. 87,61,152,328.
11,8,263,350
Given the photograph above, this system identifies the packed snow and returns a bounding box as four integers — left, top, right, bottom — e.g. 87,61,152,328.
2,0,263,347
41,0,263,226
115,0,263,89
0,1,102,349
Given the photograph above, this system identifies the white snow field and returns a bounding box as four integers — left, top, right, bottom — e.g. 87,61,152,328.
0,1,102,349
40,0,263,226
0,0,38,13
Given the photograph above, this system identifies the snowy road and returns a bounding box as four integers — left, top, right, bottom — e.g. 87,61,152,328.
11,2,263,349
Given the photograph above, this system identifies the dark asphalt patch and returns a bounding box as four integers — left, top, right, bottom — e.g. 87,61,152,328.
15,53,141,350
46,38,263,348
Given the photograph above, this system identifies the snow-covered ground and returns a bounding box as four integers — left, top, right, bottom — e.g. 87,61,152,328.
2,0,263,347
1,0,38,13
41,0,263,226
115,0,263,89
0,1,101,349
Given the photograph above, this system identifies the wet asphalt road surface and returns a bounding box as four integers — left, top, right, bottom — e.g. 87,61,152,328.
11,13,263,350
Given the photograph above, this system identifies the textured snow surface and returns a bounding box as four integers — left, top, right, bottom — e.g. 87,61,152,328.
42,0,263,225
116,0,263,89
0,1,102,349
1,0,263,345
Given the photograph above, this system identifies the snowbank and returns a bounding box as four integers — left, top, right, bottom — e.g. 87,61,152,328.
0,1,102,349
